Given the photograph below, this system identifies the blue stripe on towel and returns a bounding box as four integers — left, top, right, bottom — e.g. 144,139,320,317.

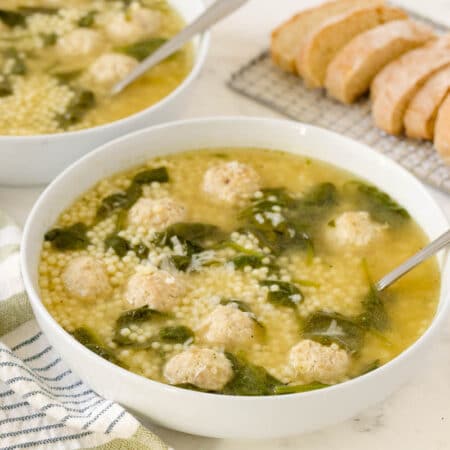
0,362,72,382
2,431,93,449
23,391,97,405
0,413,47,427
11,332,43,352
32,357,62,372
0,423,66,439
22,346,52,363
105,410,126,434
0,401,29,411
82,402,115,429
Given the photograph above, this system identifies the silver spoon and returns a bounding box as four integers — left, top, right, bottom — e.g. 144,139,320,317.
111,0,250,95
375,229,450,291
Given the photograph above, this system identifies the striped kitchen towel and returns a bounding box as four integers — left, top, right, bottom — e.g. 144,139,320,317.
0,210,169,450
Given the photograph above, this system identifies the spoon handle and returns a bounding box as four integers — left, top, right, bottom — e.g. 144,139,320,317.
112,0,250,95
375,229,450,291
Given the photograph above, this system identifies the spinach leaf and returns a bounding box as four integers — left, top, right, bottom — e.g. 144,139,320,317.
4,48,27,75
260,280,303,308
119,38,167,61
290,182,338,229
0,78,12,97
359,359,381,375
358,285,389,332
169,254,191,271
232,254,263,269
132,167,169,184
273,381,329,395
95,168,169,223
159,325,194,343
56,89,95,129
239,188,313,255
53,70,82,83
44,222,90,251
220,298,253,313
18,7,58,15
0,6,58,27
113,306,168,346
242,224,312,256
154,223,226,271
95,183,142,221
157,223,225,248
104,234,130,257
220,298,265,330
133,243,149,260
217,241,264,258
223,353,282,396
175,383,212,393
303,311,364,353
0,10,26,27
344,181,409,225
72,327,124,367
41,32,57,46
78,11,96,27
301,182,337,208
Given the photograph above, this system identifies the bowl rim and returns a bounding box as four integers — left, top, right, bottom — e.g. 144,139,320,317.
0,1,210,142
21,116,450,402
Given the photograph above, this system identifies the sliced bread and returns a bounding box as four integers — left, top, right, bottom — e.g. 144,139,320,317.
404,65,450,139
371,35,450,135
434,94,450,164
325,20,435,104
271,0,384,73
296,5,407,88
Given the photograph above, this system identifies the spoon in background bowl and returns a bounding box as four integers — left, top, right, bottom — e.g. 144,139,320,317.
375,229,450,291
111,0,250,95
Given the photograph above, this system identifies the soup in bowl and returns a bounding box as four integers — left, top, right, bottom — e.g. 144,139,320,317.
21,117,449,438
0,0,209,185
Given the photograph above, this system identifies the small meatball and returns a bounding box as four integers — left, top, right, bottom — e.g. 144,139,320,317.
328,211,387,247
200,304,256,348
289,339,350,384
88,53,138,88
62,256,112,302
57,29,104,59
125,270,185,312
105,6,161,45
203,161,261,204
164,347,233,391
127,197,186,231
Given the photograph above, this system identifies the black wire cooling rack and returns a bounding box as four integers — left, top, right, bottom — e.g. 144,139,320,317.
228,9,450,194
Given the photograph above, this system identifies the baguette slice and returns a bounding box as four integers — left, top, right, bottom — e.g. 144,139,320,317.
271,0,384,73
325,20,435,104
296,5,407,88
434,94,450,164
372,35,450,135
404,66,450,139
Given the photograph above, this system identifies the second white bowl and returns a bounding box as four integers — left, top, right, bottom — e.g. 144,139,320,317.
0,0,209,187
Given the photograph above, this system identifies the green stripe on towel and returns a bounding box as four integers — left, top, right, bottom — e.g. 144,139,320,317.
0,292,33,336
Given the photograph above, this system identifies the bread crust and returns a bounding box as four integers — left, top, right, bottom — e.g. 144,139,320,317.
404,65,450,139
371,35,450,135
325,19,435,104
271,0,384,73
434,94,450,164
296,5,407,88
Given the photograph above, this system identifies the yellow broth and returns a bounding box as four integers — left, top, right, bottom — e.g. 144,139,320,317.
38,148,440,394
0,0,193,135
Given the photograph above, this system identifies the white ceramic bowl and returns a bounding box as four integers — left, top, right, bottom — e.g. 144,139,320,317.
21,117,450,439
0,0,209,187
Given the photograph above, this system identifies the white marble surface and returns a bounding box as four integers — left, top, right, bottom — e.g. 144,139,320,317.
1,0,450,448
